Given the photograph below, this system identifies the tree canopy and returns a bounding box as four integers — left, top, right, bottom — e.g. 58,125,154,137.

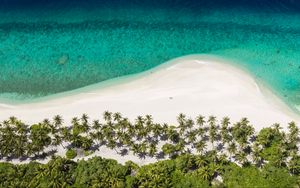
0,112,299,187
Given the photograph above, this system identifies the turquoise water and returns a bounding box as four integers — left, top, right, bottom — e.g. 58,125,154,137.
0,0,300,110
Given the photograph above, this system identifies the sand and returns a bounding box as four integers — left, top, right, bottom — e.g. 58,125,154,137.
1,55,299,128
1,54,299,165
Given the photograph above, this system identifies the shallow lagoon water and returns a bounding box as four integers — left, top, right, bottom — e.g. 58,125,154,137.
0,0,300,111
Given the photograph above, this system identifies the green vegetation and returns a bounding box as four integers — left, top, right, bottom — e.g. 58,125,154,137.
66,149,77,159
0,155,298,187
0,112,300,187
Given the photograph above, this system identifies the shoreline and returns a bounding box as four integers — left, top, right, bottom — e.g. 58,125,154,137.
1,54,300,165
0,54,299,128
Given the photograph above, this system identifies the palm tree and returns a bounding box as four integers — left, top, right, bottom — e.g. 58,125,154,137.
118,132,132,146
175,139,186,155
166,126,180,143
101,125,114,141
231,118,254,149
43,118,58,135
196,127,206,139
235,152,248,166
131,143,141,156
162,143,176,158
287,121,299,154
15,136,27,157
186,131,197,144
251,143,263,167
113,112,122,122
137,127,148,140
1,122,17,157
61,127,72,142
71,117,79,127
140,141,148,155
90,130,104,146
148,143,157,157
185,118,194,130
288,122,298,136
217,153,229,166
80,136,93,150
208,116,217,127
126,122,136,138
42,118,51,126
161,123,169,136
152,124,162,138
81,113,89,124
227,142,237,160
272,123,282,132
52,134,63,148
107,139,117,150
14,121,29,157
135,116,145,129
80,122,90,135
208,116,218,149
177,113,187,136
103,111,112,122
28,123,52,156
194,155,208,168
196,115,206,128
8,116,17,125
2,119,10,127
273,141,288,167
177,113,186,125
288,152,300,175
194,140,207,155
208,163,221,179
92,120,101,130
221,117,230,126
195,166,213,181
220,117,232,144
145,115,153,130
53,115,63,128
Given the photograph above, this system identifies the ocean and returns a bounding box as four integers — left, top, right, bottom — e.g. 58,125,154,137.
0,0,300,110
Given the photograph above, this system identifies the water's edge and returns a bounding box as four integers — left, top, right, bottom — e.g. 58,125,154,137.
1,54,299,117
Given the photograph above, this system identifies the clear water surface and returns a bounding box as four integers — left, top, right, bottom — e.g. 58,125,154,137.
0,0,300,111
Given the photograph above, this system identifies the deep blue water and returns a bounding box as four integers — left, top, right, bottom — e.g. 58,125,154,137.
0,0,300,111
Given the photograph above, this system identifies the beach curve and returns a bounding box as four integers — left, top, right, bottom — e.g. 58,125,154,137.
0,54,299,130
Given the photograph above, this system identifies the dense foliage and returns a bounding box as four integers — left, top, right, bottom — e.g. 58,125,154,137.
0,112,300,187
0,154,298,187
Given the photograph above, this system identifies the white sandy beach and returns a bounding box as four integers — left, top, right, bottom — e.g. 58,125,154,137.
1,55,299,129
1,54,300,165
